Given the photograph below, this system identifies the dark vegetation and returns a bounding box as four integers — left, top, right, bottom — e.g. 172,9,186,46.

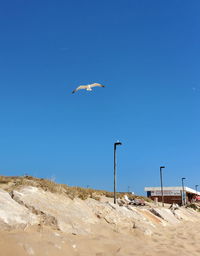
186,203,200,211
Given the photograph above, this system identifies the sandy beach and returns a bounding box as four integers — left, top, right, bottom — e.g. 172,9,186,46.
0,220,200,256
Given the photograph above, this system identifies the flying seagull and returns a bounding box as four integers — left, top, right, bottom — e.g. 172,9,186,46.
72,83,105,94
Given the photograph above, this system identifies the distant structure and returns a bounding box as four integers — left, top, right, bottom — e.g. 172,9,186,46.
144,186,200,205
72,83,105,94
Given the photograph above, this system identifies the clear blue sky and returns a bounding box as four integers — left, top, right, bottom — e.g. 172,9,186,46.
0,0,200,195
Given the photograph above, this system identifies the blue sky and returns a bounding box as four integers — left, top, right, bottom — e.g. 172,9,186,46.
0,0,200,195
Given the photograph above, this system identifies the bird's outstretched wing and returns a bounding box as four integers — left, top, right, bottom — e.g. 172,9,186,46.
90,83,105,88
72,85,88,94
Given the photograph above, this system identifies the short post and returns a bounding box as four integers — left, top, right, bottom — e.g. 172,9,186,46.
195,185,198,194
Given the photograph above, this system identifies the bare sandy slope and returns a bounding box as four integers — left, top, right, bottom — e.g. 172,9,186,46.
0,221,200,256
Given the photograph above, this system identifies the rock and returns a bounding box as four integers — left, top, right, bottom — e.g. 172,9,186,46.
12,186,98,234
0,189,39,230
85,199,158,234
174,207,200,221
149,208,180,225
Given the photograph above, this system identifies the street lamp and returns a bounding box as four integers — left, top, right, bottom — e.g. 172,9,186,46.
160,166,165,207
114,141,122,204
182,177,186,205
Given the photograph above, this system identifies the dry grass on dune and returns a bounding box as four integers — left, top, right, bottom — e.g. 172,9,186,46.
0,175,151,202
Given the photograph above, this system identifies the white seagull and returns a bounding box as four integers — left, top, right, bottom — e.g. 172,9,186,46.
72,83,105,94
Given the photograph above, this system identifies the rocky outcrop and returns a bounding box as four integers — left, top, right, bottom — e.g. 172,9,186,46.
0,189,38,230
11,186,98,235
0,185,200,236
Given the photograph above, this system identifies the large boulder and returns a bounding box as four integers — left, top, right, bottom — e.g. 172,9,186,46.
12,186,98,234
0,189,39,230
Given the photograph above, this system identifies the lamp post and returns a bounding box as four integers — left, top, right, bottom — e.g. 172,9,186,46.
114,141,122,204
160,166,165,207
182,177,186,205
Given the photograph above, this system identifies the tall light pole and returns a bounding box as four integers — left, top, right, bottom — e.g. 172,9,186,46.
114,141,122,204
182,177,186,205
160,166,165,207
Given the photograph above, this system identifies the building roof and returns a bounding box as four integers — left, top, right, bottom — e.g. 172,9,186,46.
144,186,200,195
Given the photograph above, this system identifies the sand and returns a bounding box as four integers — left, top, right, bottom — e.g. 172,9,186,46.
0,221,200,256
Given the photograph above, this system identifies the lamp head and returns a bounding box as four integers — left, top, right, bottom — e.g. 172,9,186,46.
160,166,165,169
114,141,122,146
